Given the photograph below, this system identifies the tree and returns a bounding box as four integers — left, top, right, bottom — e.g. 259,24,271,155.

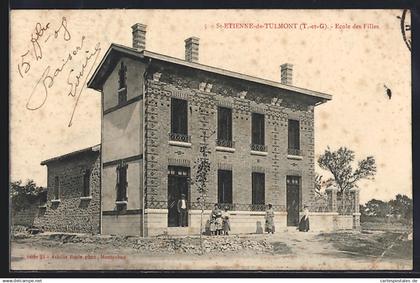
10,179,47,213
191,130,214,254
362,199,391,217
318,147,377,193
389,194,412,220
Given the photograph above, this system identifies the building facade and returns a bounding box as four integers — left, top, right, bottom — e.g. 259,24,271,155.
36,146,101,234
86,23,334,236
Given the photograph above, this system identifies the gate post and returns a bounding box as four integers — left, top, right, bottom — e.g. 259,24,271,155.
350,188,361,230
325,186,338,212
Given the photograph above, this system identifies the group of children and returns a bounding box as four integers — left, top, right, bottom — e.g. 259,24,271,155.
209,204,230,236
208,203,310,236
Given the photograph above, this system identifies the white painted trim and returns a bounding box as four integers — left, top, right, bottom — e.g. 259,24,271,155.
287,154,303,160
80,196,93,200
51,199,61,203
144,209,168,214
168,141,192,148
250,150,268,156
215,146,236,153
305,212,339,216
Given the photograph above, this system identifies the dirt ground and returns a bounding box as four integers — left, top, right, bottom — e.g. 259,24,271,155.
10,229,412,271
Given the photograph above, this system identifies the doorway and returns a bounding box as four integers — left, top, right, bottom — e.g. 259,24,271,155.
286,176,300,226
167,166,190,227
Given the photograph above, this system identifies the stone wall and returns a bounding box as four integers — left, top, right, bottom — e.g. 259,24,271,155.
12,201,43,227
35,151,101,234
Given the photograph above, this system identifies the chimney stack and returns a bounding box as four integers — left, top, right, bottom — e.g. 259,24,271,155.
131,23,147,50
280,63,293,85
185,37,199,63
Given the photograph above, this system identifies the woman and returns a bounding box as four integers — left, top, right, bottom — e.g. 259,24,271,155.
209,203,219,236
298,205,310,232
265,203,275,234
222,206,231,235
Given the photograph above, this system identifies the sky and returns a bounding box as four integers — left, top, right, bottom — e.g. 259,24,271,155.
10,9,411,204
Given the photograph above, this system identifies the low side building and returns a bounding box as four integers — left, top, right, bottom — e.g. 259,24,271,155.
35,145,101,234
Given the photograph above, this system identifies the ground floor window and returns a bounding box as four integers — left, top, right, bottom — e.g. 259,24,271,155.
116,163,128,202
252,172,265,208
218,170,232,205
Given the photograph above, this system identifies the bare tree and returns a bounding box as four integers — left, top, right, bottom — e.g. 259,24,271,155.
192,130,214,253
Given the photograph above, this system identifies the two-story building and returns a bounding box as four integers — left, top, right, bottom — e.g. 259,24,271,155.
83,23,332,236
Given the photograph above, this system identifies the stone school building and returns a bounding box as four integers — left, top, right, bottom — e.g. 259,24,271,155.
35,23,364,237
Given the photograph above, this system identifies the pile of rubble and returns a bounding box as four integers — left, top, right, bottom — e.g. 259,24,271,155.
38,233,274,255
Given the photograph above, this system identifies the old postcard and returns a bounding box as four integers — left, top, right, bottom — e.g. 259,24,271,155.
10,9,412,270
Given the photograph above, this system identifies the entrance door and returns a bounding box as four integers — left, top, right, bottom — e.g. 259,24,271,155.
167,166,190,227
286,176,300,226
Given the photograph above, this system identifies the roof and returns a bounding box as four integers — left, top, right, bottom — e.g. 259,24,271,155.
87,43,332,103
40,145,100,165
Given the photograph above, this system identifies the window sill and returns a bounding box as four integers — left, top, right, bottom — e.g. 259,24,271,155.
215,146,235,153
168,141,192,148
80,196,92,200
115,201,128,205
250,150,268,156
287,154,303,160
51,199,61,203
38,205,47,209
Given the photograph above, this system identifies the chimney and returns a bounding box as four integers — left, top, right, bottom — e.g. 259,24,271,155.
185,37,199,63
131,23,147,50
280,63,293,85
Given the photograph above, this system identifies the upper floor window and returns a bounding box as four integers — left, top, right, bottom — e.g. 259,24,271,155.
217,107,233,148
288,119,301,155
252,172,265,209
170,98,190,142
53,176,60,200
116,163,128,202
82,169,91,197
118,61,127,105
251,113,266,151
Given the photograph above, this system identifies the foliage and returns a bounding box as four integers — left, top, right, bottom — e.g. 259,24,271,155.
317,147,377,193
361,199,391,218
361,194,412,221
10,179,46,213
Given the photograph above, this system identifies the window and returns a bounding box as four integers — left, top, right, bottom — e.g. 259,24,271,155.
53,176,60,200
217,107,233,148
118,61,127,104
82,169,91,197
170,98,189,142
116,163,128,202
288,119,300,155
251,113,266,151
252,172,265,207
218,170,232,204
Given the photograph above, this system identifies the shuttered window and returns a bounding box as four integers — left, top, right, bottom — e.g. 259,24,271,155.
288,119,300,150
218,170,233,204
116,164,128,201
171,98,188,136
252,113,265,146
217,107,232,144
252,172,265,205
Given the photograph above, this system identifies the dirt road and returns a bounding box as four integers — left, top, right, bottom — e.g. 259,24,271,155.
11,230,412,271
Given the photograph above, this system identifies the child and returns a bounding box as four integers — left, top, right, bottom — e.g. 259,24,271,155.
222,206,231,236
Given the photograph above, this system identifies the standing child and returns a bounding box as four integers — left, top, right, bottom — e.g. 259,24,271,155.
209,203,219,236
222,206,231,235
